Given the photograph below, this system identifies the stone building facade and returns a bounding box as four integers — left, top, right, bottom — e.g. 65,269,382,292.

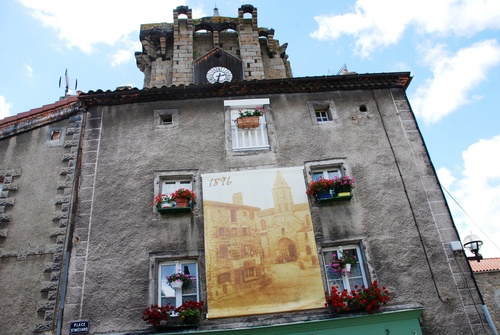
0,96,83,334
471,258,500,332
0,4,497,335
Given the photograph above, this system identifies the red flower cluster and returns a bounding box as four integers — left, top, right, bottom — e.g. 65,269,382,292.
174,300,204,318
142,304,174,326
325,281,390,314
306,176,356,195
171,188,197,200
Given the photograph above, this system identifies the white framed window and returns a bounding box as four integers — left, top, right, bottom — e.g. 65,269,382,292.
323,245,368,292
307,100,337,125
305,158,348,184
311,167,342,182
158,261,199,308
161,180,192,195
225,98,270,151
315,110,330,123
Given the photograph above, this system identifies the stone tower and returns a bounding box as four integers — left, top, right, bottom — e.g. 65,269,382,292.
135,4,292,88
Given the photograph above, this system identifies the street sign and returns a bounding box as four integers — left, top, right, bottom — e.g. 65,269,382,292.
69,320,89,334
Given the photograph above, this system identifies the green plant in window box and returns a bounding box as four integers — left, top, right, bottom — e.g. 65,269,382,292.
237,107,265,118
306,176,355,202
234,107,265,129
151,194,174,209
170,188,196,200
174,300,204,323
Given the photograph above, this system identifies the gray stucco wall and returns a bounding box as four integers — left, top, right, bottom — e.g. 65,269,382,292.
63,89,488,334
0,118,77,334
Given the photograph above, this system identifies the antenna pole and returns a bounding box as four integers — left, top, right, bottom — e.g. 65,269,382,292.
65,69,69,96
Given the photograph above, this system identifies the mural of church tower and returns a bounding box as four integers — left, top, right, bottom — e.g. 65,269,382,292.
272,171,294,213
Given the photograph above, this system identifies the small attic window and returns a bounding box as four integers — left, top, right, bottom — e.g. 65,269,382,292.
47,126,65,146
161,114,173,125
154,109,178,128
51,130,61,141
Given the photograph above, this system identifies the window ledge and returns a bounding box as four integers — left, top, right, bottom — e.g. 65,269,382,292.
157,206,192,214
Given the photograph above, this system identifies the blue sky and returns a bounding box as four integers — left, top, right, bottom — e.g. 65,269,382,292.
1,0,499,257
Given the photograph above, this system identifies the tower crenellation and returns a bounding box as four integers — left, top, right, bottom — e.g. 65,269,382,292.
135,4,291,88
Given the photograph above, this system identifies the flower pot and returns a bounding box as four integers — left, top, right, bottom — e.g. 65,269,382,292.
183,315,200,325
175,197,190,207
170,280,183,289
160,202,173,208
237,116,260,129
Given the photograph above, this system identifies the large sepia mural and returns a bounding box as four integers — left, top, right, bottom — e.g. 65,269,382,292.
202,167,325,318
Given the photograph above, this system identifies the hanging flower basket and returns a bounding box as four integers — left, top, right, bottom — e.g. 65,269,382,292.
330,251,358,276
167,272,193,290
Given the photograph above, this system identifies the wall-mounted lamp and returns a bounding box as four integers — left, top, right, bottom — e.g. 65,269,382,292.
463,233,483,262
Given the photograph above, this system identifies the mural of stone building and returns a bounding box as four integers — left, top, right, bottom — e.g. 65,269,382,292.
202,168,324,318
0,4,497,335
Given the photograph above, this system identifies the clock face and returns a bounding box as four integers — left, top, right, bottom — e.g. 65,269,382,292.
206,67,233,84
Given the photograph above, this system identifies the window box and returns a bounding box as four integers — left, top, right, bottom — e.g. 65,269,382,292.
157,206,192,214
316,189,353,203
236,116,260,129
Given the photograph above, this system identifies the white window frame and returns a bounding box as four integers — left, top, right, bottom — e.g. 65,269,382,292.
153,170,197,212
161,180,193,196
225,98,270,151
307,100,337,125
305,158,348,184
158,260,200,308
323,245,368,292
311,167,342,182
315,109,330,123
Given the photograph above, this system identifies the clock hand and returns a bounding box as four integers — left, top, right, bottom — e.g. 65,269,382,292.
217,73,222,83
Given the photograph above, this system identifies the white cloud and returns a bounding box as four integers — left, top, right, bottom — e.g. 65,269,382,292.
111,49,133,67
0,96,13,120
442,135,500,257
310,0,500,57
436,167,455,190
19,1,205,56
25,64,33,77
411,40,500,124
